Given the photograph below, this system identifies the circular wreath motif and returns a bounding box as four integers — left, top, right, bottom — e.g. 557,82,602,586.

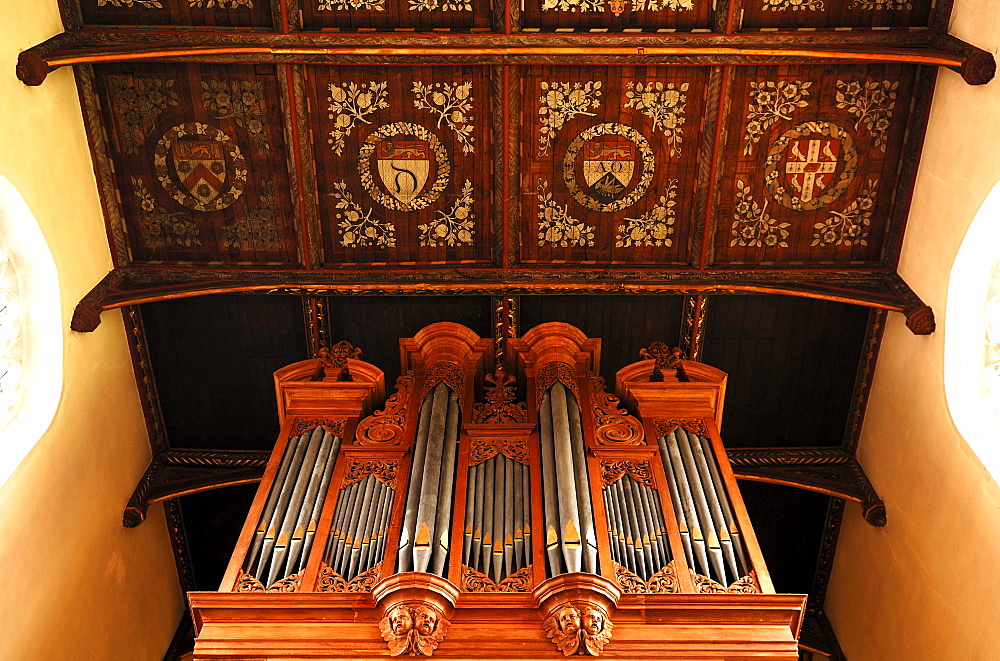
358,122,451,212
562,122,655,213
153,122,247,212
763,121,858,212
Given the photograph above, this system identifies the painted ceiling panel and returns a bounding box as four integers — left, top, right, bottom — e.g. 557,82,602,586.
78,0,276,28
519,0,715,33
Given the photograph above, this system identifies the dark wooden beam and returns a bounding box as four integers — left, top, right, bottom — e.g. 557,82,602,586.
123,449,269,528
17,29,995,85
728,446,885,527
70,266,935,337
798,611,847,661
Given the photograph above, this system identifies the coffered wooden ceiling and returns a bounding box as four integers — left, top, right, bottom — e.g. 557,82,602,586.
18,0,994,658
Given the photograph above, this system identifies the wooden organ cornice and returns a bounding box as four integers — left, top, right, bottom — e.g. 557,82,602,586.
189,322,808,659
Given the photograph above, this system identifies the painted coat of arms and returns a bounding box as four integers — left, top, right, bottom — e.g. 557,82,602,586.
376,140,431,205
783,138,840,204
582,139,636,205
172,140,227,206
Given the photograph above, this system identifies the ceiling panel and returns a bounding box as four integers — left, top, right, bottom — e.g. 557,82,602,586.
519,0,714,33
300,0,493,30
77,0,276,28
740,0,933,31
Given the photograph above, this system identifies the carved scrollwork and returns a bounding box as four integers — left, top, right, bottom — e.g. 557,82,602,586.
536,361,580,400
234,569,301,593
654,418,708,438
613,561,679,594
469,437,529,466
472,365,528,424
317,563,381,593
590,376,645,446
421,362,465,398
543,603,614,656
600,460,654,488
343,460,398,488
290,417,347,438
460,565,532,593
379,603,450,656
356,372,414,446
692,570,761,594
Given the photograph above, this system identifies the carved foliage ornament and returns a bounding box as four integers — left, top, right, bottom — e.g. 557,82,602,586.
471,365,528,424
290,417,347,438
469,436,529,466
461,565,532,592
693,570,762,594
590,376,645,446
422,362,465,397
379,604,450,656
543,604,614,656
311,340,363,380
654,418,707,437
537,362,581,401
234,569,301,593
317,563,380,593
343,460,398,487
614,561,680,594
600,460,654,488
356,372,414,446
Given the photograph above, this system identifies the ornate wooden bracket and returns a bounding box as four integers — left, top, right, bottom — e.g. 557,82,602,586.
727,447,886,527
123,449,269,528
70,267,936,335
17,30,995,86
798,610,847,661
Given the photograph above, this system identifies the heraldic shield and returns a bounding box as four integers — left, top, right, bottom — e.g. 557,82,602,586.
784,137,841,204
376,140,431,205
582,138,635,205
171,139,227,206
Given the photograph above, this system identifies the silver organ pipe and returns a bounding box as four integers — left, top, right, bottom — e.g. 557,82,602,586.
323,472,396,581
397,382,462,576
539,381,599,576
243,426,341,586
463,451,531,582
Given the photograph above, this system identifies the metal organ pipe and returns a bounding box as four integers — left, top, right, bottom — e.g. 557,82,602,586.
463,451,532,583
397,382,461,576
243,427,341,586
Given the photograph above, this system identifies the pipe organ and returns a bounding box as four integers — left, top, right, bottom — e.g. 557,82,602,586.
190,322,806,659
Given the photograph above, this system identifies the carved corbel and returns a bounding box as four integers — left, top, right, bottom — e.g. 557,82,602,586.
372,572,459,657
534,574,621,657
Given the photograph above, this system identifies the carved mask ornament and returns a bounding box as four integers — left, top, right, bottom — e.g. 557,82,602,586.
379,604,449,657
542,603,614,656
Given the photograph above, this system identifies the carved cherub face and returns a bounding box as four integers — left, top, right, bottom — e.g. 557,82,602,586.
414,606,438,636
581,607,605,636
555,605,581,634
387,605,413,636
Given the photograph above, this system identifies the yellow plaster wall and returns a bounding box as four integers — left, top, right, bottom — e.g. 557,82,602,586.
825,2,1000,658
0,2,185,659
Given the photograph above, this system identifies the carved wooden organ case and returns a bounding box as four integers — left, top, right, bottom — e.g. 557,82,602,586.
190,322,806,659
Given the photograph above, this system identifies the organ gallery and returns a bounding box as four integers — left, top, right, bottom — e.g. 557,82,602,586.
189,322,806,658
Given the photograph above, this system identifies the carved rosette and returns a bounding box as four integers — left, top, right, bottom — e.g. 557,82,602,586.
461,565,533,593
234,569,302,593
590,376,645,446
693,570,761,594
614,561,680,594
600,460,654,488
356,372,414,446
290,417,347,438
469,436,529,466
536,361,580,401
654,418,708,438
421,362,465,398
317,563,381,593
343,460,398,488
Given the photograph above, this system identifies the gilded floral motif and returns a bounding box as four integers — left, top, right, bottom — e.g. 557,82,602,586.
411,81,474,153
418,180,475,247
836,79,897,152
409,0,472,10
330,181,395,248
624,82,689,157
98,0,163,7
536,180,595,248
537,81,602,157
327,81,389,156
730,179,789,248
542,0,604,11
319,0,385,9
109,76,179,154
743,80,812,154
132,176,202,248
632,0,694,8
615,180,677,248
222,181,281,250
188,0,254,7
812,179,878,247
761,0,824,10
201,79,269,156
851,0,910,8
